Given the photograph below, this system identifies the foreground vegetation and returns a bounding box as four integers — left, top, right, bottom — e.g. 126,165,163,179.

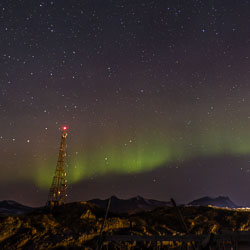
1,202,250,249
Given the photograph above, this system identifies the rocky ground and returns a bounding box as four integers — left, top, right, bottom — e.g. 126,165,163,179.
1,202,250,249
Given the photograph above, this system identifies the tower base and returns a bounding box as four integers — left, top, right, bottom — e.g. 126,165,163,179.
47,200,64,207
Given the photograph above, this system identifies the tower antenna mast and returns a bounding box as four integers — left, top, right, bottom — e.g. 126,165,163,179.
47,126,68,206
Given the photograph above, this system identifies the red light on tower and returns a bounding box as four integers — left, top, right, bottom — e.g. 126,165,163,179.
62,125,68,131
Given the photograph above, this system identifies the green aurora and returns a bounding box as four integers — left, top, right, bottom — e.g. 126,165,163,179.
33,125,250,189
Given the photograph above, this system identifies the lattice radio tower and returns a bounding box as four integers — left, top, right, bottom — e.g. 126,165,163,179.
47,126,68,206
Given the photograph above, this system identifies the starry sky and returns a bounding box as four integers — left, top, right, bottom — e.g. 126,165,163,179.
2,0,250,207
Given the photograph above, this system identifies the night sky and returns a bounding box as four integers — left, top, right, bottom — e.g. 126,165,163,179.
2,0,250,207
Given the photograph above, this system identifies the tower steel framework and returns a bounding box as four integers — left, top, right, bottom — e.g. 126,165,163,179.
47,126,68,206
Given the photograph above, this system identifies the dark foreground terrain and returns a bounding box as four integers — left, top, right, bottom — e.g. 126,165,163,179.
1,201,250,249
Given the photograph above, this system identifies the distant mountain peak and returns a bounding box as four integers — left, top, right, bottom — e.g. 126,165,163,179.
1,200,20,205
188,196,239,208
89,195,171,214
0,200,33,216
110,195,119,200
135,195,144,200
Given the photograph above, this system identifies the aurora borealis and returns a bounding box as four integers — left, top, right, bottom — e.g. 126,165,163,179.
2,0,250,206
